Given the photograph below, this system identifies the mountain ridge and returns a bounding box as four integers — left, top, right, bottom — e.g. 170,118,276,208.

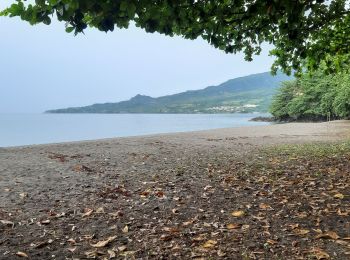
46,71,291,114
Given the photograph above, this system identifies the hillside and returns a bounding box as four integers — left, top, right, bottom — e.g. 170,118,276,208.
46,71,291,114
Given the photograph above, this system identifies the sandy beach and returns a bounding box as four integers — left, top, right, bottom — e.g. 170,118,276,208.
1,121,350,259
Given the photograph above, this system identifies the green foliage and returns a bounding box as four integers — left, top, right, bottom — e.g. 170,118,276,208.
46,72,290,113
1,1,350,75
270,69,350,121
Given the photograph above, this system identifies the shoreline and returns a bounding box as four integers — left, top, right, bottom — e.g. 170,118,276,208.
2,120,348,149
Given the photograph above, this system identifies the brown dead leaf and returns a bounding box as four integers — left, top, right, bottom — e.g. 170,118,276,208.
0,220,14,227
67,247,77,253
337,208,349,216
118,246,127,252
73,164,92,173
193,234,206,242
259,203,271,210
315,231,340,240
155,191,165,198
96,207,104,214
119,251,136,257
334,193,344,199
266,239,278,245
31,239,53,249
108,249,116,258
16,252,28,258
202,240,217,249
183,220,195,226
19,193,27,199
82,209,94,217
312,248,330,259
231,210,245,217
90,236,117,248
217,250,226,257
227,223,241,230
122,225,129,233
293,228,310,236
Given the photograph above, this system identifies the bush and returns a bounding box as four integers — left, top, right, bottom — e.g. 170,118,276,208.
270,70,350,121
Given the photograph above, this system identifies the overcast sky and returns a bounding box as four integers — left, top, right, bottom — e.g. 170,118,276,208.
0,3,274,113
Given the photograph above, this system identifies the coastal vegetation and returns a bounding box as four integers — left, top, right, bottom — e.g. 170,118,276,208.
270,69,350,121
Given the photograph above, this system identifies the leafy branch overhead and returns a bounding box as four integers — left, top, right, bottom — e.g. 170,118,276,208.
2,0,350,74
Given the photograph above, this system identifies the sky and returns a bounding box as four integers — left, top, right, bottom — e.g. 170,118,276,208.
0,3,274,113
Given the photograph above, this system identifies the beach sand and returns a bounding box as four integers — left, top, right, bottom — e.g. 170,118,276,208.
1,121,350,259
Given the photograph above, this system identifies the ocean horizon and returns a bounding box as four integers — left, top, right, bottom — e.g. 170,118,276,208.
0,113,270,147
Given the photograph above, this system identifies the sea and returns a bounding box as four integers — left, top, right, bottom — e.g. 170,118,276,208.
0,113,271,147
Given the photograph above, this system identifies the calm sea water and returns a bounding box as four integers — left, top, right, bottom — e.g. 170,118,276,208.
0,113,270,147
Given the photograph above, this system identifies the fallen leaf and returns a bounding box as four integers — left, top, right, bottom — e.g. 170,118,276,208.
312,248,330,259
73,164,92,173
202,240,217,249
227,223,241,230
231,210,245,217
193,234,206,241
334,193,344,199
155,191,165,198
16,252,28,258
96,207,105,214
67,247,76,253
0,220,14,227
119,251,136,257
90,236,117,248
108,249,116,258
118,246,127,252
217,249,226,257
122,225,129,233
31,239,53,249
266,239,278,245
259,203,271,210
293,229,310,236
315,231,340,240
82,209,94,217
19,193,27,198
337,208,349,216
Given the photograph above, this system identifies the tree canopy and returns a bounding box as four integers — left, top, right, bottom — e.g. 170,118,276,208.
2,1,350,75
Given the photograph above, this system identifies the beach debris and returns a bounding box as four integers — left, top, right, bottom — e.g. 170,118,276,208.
73,164,93,173
82,208,94,217
48,152,68,162
202,240,217,249
0,220,14,227
315,231,340,240
19,192,27,199
311,248,330,259
31,239,53,249
16,252,28,258
122,225,129,233
334,193,344,199
90,236,117,248
231,210,245,217
108,249,116,258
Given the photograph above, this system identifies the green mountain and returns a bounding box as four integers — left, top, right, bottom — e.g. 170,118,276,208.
46,71,291,114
